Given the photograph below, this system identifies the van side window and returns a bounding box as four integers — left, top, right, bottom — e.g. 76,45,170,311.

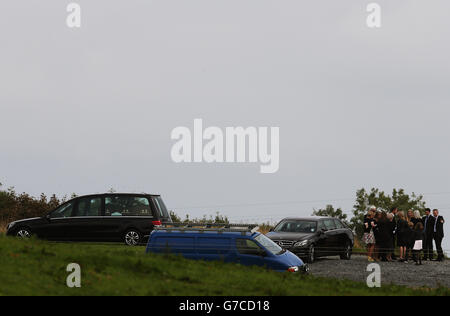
49,202,74,219
198,237,231,254
236,239,264,256
105,196,153,217
75,197,102,217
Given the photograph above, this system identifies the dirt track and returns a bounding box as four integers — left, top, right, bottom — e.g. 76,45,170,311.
309,255,450,289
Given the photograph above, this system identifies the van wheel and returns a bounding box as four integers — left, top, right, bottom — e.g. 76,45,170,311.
340,241,352,260
305,245,315,263
124,230,141,246
16,228,32,238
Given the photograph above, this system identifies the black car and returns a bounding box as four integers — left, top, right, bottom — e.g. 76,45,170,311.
266,217,354,263
6,193,172,246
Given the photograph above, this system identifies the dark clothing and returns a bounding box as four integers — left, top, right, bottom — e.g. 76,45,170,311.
412,229,425,264
411,217,422,227
396,219,410,247
363,216,376,233
388,219,396,257
413,229,425,243
375,219,392,260
432,216,445,238
423,215,436,235
432,216,445,261
423,215,435,259
405,226,415,250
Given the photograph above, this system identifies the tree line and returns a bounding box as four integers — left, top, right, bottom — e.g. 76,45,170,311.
1,182,427,239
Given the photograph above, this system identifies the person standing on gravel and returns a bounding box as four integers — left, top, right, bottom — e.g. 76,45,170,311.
387,213,396,261
389,207,399,260
363,208,377,262
423,208,435,260
432,209,445,262
397,211,409,262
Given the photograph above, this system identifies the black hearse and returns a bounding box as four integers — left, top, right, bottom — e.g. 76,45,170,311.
266,217,354,263
6,193,172,245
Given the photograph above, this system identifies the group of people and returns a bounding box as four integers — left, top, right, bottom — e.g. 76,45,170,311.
363,207,445,264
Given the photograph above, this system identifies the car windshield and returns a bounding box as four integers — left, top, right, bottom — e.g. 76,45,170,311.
254,234,284,255
274,220,317,233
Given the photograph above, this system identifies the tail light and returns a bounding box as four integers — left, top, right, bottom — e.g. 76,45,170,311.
152,220,162,226
287,266,299,273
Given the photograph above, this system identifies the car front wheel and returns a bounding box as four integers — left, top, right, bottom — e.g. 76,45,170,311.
124,230,142,246
16,228,32,239
340,241,352,260
305,244,315,263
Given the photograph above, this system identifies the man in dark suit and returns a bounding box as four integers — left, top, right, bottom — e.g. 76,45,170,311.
432,209,445,261
422,208,435,260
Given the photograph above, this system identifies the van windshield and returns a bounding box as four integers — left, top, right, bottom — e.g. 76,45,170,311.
254,234,284,255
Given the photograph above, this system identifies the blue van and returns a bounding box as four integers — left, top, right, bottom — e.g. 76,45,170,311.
146,227,309,273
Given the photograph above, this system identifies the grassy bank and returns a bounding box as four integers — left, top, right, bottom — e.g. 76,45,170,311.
0,221,6,234
0,235,448,296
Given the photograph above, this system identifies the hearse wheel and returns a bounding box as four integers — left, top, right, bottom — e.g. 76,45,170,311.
16,228,32,239
124,230,142,246
340,241,352,260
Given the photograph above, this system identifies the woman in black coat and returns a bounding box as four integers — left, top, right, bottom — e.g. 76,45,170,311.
396,211,409,262
374,211,392,262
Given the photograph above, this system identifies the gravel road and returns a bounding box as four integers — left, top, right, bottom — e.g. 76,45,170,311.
309,256,450,288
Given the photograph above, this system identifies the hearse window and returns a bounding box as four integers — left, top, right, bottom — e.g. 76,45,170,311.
153,196,170,218
105,196,153,217
49,203,74,219
75,197,101,217
236,239,264,256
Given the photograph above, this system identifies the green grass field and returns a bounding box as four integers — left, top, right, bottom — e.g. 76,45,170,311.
0,234,448,296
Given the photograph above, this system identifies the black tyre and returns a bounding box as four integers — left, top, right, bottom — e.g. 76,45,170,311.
305,244,316,263
340,241,352,260
124,230,142,246
16,227,32,239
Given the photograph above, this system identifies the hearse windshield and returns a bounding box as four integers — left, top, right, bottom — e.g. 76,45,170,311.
274,220,318,233
254,234,284,255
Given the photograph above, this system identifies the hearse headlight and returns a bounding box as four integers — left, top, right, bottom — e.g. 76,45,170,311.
7,222,16,230
294,240,309,247
287,266,299,273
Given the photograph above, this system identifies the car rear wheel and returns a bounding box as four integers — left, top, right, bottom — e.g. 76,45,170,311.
305,244,316,263
124,230,142,246
16,228,32,238
340,241,352,260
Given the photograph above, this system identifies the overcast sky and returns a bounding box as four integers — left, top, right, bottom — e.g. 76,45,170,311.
1,1,449,252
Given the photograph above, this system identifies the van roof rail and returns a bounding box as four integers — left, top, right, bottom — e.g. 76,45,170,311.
154,222,260,234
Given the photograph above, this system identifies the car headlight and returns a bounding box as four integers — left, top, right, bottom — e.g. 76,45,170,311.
294,240,309,247
7,222,16,230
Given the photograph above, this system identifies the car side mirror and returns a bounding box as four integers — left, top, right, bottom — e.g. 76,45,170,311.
45,214,51,221
269,228,274,232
